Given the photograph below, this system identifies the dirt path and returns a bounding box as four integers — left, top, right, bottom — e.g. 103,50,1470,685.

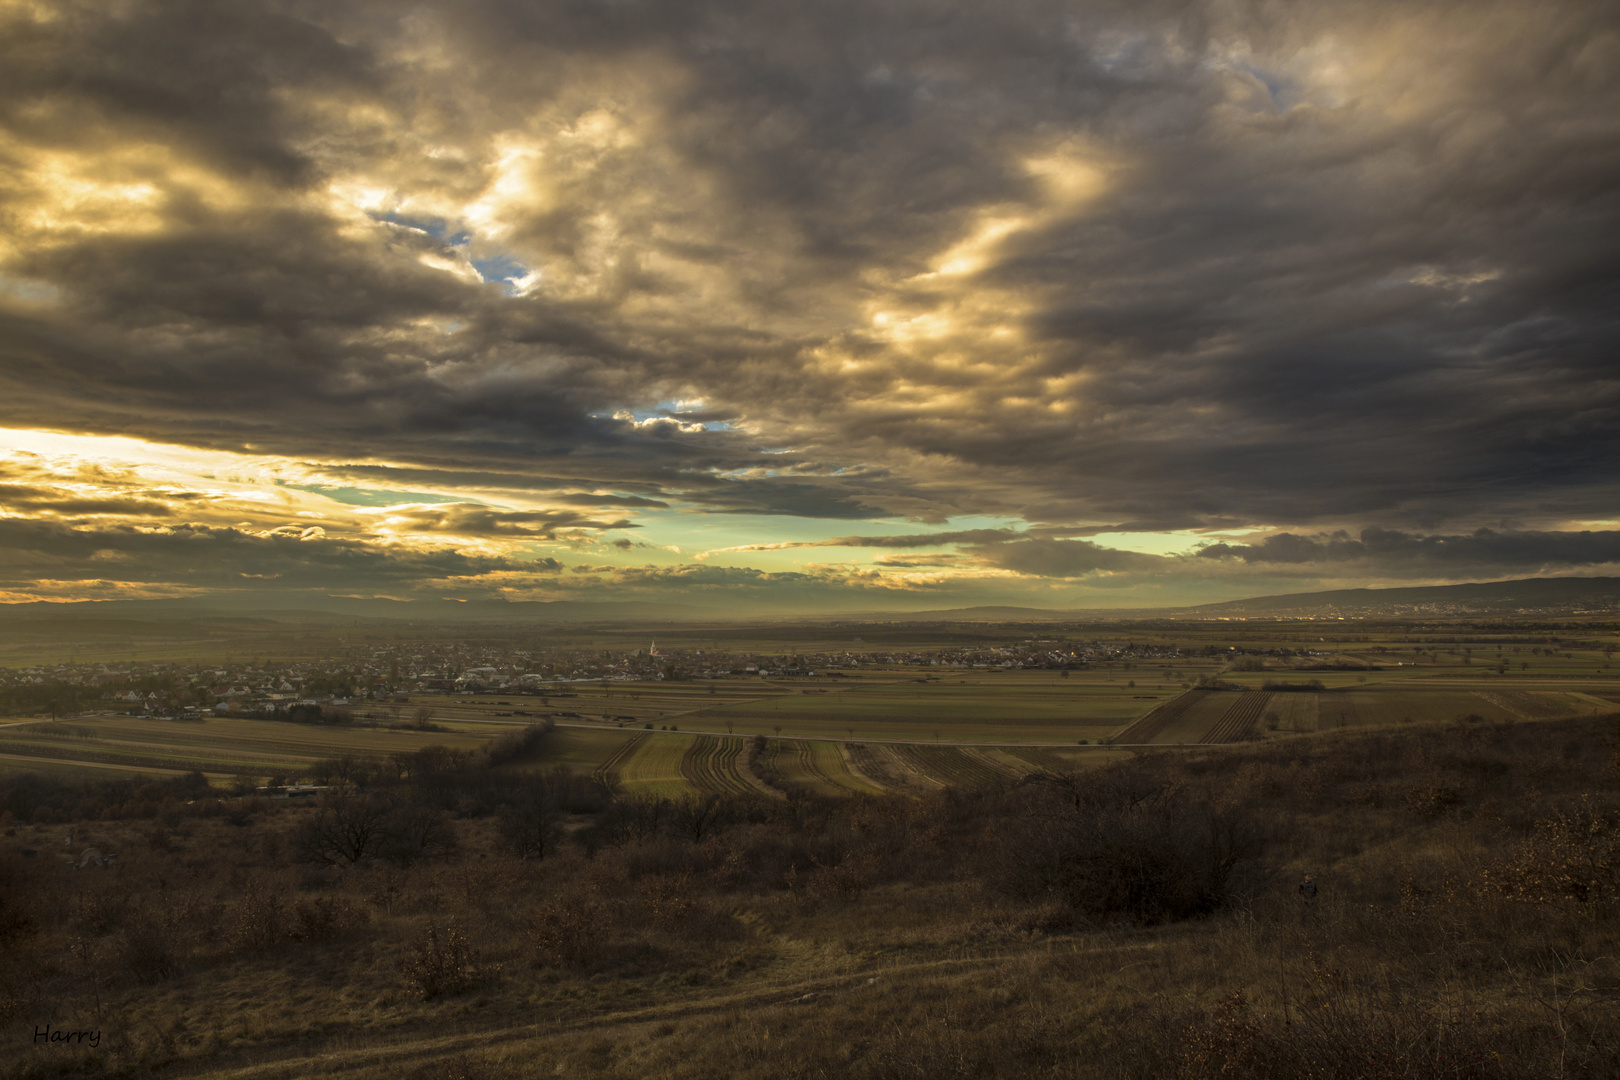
186,938,1163,1080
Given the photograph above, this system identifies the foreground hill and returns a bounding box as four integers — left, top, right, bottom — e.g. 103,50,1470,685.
4,709,1619,1079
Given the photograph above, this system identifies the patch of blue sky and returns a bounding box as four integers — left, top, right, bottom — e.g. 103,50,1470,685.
373,211,530,292
283,484,470,508
595,403,732,431
471,254,530,293
1238,63,1300,110
0,274,60,303
374,211,472,246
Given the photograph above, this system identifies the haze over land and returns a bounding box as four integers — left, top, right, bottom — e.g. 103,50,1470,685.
0,0,1616,612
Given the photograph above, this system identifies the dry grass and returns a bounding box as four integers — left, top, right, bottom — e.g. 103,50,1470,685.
3,712,1619,1078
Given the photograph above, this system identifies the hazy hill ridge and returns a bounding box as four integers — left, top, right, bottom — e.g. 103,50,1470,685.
0,577,1614,625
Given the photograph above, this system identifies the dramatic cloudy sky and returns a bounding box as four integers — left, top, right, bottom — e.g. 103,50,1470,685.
0,0,1616,610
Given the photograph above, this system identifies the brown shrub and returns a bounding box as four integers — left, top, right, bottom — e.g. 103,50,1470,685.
1406,783,1467,819
120,915,178,983
291,896,369,942
1482,797,1620,909
1173,990,1510,1079
401,920,486,1000
530,900,604,969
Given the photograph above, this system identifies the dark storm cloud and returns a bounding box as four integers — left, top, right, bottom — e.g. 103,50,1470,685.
0,519,555,593
1198,528,1620,570
0,0,1616,599
0,482,174,518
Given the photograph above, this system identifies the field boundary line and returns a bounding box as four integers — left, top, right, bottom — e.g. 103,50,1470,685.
0,751,234,778
592,732,647,788
552,722,1135,750
1111,688,1209,744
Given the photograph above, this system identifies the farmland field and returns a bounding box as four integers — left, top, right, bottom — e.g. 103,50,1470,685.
1202,691,1272,743
892,744,1017,787
766,739,885,796
3,666,1612,796
671,669,1167,743
3,613,1614,798
506,726,635,776
680,735,756,796
1113,689,1208,744
0,713,490,780
612,732,698,796
1148,691,1235,744
843,741,939,792
1267,692,1319,732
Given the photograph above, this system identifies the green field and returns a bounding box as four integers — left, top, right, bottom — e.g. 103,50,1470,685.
1110,682,1618,744
7,670,1614,796
1150,692,1233,744
506,726,636,776
0,714,490,781
768,739,885,796
397,668,1175,744
669,670,1165,743
3,615,1614,796
613,732,698,796
680,735,756,796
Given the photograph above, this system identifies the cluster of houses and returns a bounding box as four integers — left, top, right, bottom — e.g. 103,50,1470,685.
4,634,1246,719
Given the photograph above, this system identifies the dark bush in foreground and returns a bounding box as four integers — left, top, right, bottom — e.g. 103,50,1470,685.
992,763,1261,924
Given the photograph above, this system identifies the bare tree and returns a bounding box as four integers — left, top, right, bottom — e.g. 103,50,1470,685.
670,793,724,844
497,786,557,860
296,787,392,866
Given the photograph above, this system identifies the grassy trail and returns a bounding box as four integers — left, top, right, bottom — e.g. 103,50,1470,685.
192,937,1164,1080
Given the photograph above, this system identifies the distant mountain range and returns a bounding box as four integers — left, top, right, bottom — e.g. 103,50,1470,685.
812,578,1620,620
1179,576,1620,616
0,577,1614,627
